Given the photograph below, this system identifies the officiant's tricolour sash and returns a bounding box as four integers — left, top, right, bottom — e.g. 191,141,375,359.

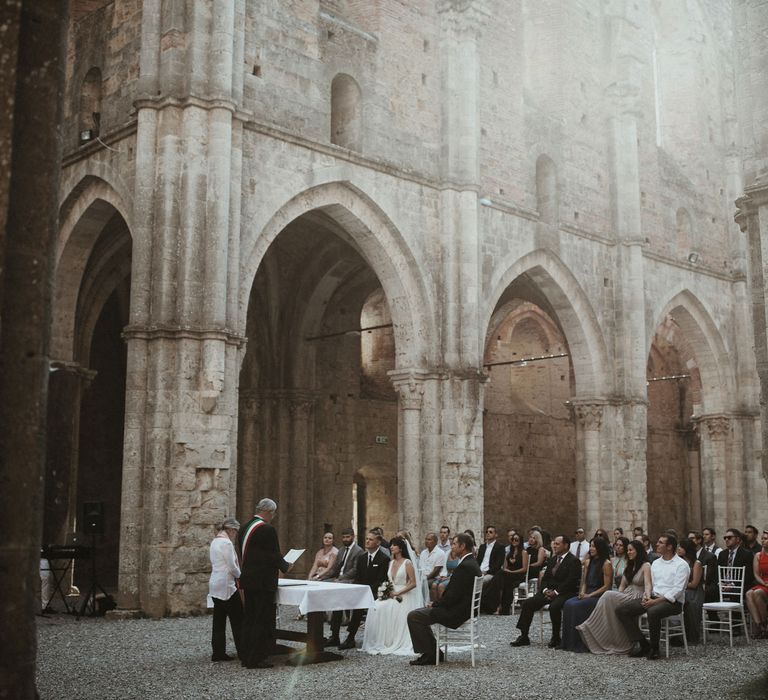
240,516,266,564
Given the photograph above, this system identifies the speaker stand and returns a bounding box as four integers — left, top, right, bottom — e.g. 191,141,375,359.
77,533,108,618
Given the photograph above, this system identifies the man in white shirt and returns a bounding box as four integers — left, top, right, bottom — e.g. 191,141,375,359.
615,533,690,659
569,528,589,561
437,526,451,554
419,532,448,601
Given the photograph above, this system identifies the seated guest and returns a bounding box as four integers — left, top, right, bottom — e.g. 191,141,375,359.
477,525,505,613
499,532,529,615
511,535,581,648
745,528,768,638
642,534,659,562
632,526,644,540
611,537,629,589
437,526,452,554
615,534,689,660
323,528,363,647
207,517,242,662
569,528,589,562
307,531,338,581
526,530,549,585
419,532,448,602
372,527,391,555
743,525,762,555
560,537,612,652
716,527,755,632
434,548,460,601
677,538,704,644
702,526,722,557
463,529,478,557
688,530,717,619
578,540,652,654
613,527,624,541
407,533,481,666
504,528,517,555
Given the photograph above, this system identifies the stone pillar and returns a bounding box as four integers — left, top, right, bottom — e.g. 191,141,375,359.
0,2,68,697
287,391,315,560
118,3,249,614
43,362,96,546
697,414,730,536
236,392,261,519
390,371,426,537
604,6,650,536
572,402,604,533
437,0,489,368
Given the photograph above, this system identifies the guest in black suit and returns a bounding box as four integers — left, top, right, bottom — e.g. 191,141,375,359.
476,525,505,613
407,532,482,665
511,534,581,648
689,530,717,604
717,528,755,594
237,498,291,669
337,530,389,649
743,525,762,555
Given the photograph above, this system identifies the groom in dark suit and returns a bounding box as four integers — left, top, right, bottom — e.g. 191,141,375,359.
337,530,390,650
407,532,482,665
511,534,581,648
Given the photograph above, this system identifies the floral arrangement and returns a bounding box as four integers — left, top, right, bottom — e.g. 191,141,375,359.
377,580,402,603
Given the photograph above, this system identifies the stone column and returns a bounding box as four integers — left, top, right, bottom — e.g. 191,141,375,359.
0,2,68,697
236,392,261,519
604,6,650,536
287,391,315,560
437,0,489,368
571,402,604,533
697,414,730,536
43,362,96,546
389,371,426,537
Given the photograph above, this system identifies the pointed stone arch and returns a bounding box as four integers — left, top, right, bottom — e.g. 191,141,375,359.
648,288,732,415
484,248,610,397
53,175,133,361
240,181,433,370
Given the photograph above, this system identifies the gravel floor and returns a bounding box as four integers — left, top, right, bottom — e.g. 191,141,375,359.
37,606,767,700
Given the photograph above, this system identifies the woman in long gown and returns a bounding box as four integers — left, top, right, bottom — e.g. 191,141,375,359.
577,540,652,654
362,536,422,655
561,538,613,652
678,539,704,644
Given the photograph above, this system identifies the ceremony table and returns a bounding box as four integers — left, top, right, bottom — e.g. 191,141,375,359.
275,579,375,665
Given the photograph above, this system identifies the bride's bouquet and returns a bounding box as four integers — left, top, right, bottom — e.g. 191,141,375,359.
377,580,402,602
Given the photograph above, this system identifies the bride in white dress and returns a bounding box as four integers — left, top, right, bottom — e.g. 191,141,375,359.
362,536,423,655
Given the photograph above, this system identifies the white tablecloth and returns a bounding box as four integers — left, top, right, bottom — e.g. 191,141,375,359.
277,580,374,615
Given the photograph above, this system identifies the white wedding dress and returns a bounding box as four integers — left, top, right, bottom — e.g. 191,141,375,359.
361,558,422,655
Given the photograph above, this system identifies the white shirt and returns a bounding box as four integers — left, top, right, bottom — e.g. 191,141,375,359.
419,546,448,578
705,543,722,557
650,554,690,604
569,539,589,561
207,534,241,606
480,541,497,574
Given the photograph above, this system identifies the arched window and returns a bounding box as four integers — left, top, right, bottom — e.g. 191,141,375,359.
79,67,102,144
535,154,558,224
676,207,693,248
330,73,362,151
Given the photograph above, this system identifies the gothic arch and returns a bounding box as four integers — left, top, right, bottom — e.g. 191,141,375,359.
53,175,133,360
240,181,433,370
648,289,732,415
483,249,610,396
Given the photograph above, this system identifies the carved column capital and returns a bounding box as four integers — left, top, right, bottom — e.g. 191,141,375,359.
571,402,604,431
389,369,433,410
438,0,490,39
698,414,731,441
286,391,315,419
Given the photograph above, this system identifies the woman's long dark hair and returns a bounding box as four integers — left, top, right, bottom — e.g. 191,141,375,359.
678,538,697,567
590,537,611,564
623,540,648,584
389,536,410,560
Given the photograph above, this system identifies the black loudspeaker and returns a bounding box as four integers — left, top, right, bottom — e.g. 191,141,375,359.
82,501,104,535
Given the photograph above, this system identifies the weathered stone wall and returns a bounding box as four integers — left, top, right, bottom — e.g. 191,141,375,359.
48,0,768,613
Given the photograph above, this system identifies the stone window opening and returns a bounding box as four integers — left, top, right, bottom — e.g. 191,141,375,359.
330,73,362,151
79,67,102,145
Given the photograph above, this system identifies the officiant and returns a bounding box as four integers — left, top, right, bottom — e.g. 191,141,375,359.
237,498,292,669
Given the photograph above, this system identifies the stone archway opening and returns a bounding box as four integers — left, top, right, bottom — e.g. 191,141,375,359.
646,315,702,537
46,205,131,590
483,276,577,535
238,211,398,569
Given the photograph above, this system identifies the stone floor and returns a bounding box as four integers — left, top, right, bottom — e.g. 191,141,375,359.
37,606,767,700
